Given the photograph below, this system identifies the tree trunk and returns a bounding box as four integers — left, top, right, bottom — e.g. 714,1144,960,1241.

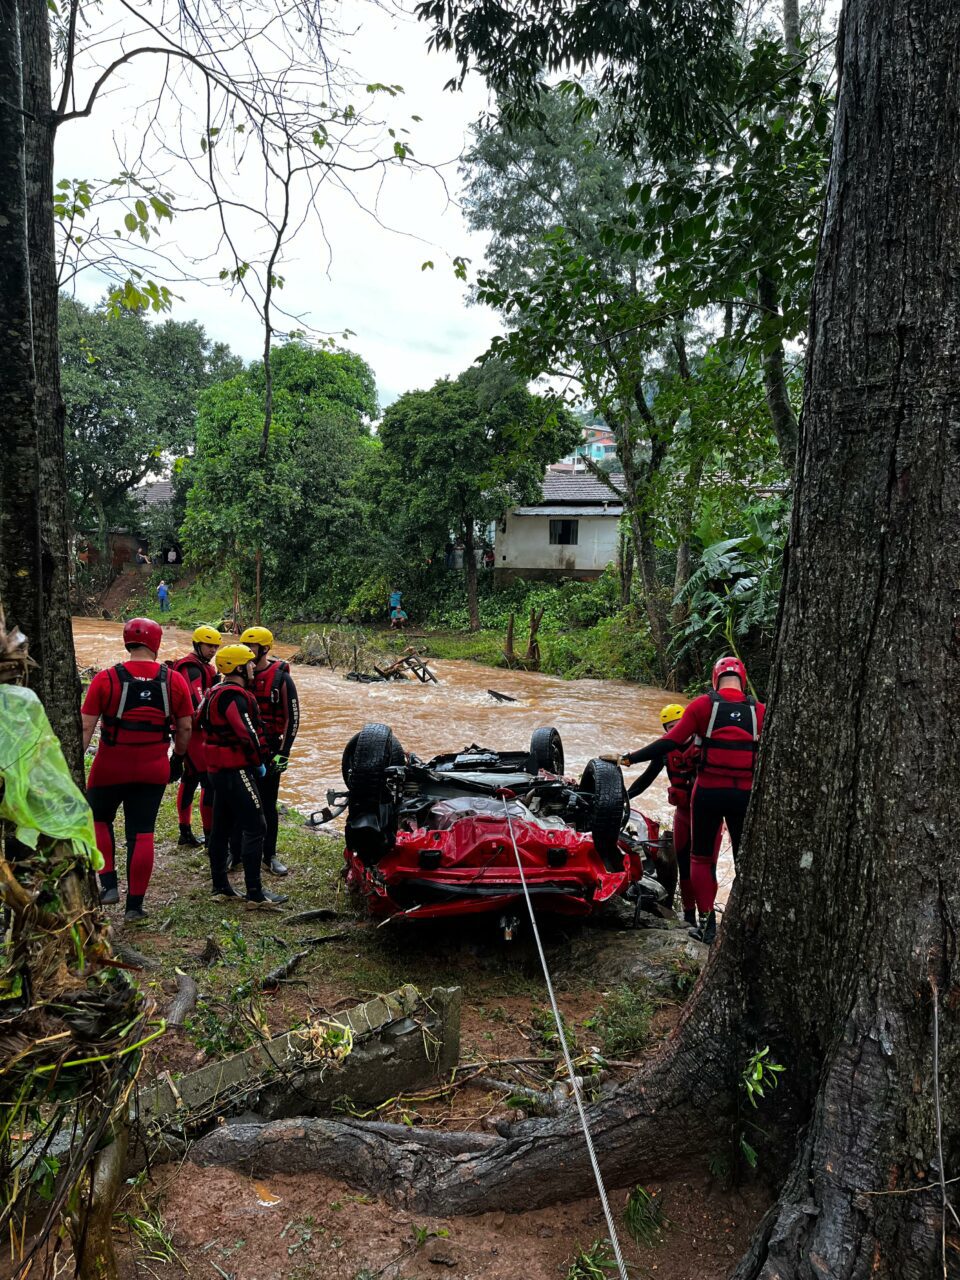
617,525,634,607
462,520,480,632
0,0,44,668
758,274,800,470
191,4,960,1274
0,0,82,776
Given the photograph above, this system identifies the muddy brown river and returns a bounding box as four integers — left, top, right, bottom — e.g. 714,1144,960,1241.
73,619,734,897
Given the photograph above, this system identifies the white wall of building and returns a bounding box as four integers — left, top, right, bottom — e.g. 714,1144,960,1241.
495,513,619,577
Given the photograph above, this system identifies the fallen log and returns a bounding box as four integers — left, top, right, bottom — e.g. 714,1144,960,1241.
487,689,518,703
261,950,309,989
283,908,342,927
165,970,198,1027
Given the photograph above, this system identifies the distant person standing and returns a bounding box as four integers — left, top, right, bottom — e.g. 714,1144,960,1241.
157,580,170,612
388,587,402,619
167,548,177,565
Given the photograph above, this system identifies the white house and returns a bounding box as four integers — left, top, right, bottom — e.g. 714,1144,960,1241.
494,472,624,583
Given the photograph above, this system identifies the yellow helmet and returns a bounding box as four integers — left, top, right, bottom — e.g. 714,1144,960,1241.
239,625,273,650
192,624,222,646
215,644,256,676
660,702,686,728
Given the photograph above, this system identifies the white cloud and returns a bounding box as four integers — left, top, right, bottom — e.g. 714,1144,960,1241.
56,0,502,405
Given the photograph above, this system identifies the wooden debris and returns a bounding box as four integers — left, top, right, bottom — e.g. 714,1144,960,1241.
283,908,342,927
261,950,310,989
487,688,518,703
166,970,199,1027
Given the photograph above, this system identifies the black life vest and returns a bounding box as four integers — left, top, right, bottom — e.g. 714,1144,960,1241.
197,683,264,769
253,660,290,739
698,690,759,777
100,663,174,748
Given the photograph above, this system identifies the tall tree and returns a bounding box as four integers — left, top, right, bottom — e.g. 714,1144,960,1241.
61,299,241,555
376,362,579,630
0,0,81,774
181,343,376,617
196,2,960,1275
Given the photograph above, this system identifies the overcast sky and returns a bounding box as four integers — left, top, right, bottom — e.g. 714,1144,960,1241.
56,1,503,408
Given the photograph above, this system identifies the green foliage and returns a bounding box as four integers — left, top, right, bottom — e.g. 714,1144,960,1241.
61,297,241,546
411,1224,449,1248
564,1239,618,1280
182,342,376,613
740,1045,786,1109
530,1004,576,1054
673,501,788,679
586,984,655,1059
182,919,275,1057
623,1185,668,1246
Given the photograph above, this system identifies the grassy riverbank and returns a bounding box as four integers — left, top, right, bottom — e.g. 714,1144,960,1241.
110,568,658,682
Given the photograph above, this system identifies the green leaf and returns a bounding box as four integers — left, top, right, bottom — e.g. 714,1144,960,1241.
123,212,138,232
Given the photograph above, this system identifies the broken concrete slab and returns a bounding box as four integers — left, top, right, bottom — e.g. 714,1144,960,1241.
141,984,460,1138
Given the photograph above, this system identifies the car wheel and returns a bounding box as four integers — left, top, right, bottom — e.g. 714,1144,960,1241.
342,724,404,787
528,726,564,775
580,757,628,872
344,724,403,866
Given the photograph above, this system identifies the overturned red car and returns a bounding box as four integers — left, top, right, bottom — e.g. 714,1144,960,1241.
336,723,674,928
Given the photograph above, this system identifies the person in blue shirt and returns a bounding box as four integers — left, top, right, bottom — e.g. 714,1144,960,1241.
388,588,402,617
157,580,170,612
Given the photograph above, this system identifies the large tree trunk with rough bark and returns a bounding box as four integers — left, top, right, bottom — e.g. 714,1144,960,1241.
192,3,960,1275
0,0,82,777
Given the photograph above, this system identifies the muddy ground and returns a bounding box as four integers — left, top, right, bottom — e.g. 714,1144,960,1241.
95,793,768,1279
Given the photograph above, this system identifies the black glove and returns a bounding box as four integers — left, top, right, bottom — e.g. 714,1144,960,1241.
169,753,185,783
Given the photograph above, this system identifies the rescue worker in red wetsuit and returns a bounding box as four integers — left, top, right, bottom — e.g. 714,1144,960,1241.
621,657,764,945
626,703,704,927
81,618,193,922
198,644,289,909
169,624,221,848
236,626,300,877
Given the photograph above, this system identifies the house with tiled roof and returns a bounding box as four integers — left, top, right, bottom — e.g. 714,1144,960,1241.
494,471,625,583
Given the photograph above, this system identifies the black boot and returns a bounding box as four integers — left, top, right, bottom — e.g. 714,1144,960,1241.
124,893,149,923
178,824,204,848
683,907,697,927
99,871,120,906
688,909,717,945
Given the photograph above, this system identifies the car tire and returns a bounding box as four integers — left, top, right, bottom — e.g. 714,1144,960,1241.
344,724,403,866
342,724,404,787
580,757,628,872
528,726,564,775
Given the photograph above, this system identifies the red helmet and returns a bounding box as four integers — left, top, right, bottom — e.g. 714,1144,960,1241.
712,655,747,690
123,617,163,654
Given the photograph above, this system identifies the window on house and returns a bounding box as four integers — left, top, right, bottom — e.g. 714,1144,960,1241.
549,519,579,546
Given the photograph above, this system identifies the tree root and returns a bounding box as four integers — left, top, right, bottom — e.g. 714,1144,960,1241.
190,1011,734,1214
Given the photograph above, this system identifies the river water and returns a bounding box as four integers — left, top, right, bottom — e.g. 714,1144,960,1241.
73,619,734,897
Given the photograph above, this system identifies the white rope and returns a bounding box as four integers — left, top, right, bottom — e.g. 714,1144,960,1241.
500,797,629,1280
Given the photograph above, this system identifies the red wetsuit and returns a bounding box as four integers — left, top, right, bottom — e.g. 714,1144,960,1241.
199,683,267,896
169,653,216,834
627,688,765,916
628,738,719,913
248,659,300,865
83,661,192,909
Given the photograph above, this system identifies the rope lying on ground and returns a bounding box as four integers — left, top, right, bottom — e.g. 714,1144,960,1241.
500,795,629,1280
